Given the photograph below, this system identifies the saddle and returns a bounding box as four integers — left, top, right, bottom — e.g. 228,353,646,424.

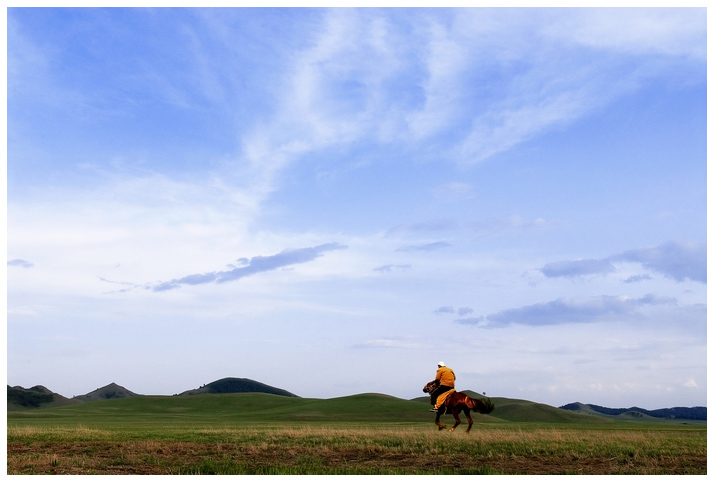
436,388,455,408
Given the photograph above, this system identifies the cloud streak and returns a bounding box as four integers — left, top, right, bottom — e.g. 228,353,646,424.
541,259,616,278
470,216,563,236
610,241,706,283
458,294,677,328
435,306,474,316
353,337,427,349
386,219,459,236
232,7,707,201
373,264,411,273
410,8,706,165
395,241,452,252
151,242,347,291
8,259,33,268
540,241,706,283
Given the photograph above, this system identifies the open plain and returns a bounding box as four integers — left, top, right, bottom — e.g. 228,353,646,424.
6,393,706,475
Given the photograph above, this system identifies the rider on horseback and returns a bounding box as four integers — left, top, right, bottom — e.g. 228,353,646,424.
430,361,455,412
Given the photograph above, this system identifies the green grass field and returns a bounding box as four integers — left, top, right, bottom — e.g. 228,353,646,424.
7,393,707,475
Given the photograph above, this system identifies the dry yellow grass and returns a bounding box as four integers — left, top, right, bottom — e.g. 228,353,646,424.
7,424,706,475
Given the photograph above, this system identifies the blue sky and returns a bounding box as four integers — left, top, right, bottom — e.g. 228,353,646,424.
6,7,707,408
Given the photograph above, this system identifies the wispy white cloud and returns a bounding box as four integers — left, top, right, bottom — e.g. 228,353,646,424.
405,15,469,142
11,8,705,200
7,306,39,316
236,9,414,202
238,7,703,202
542,8,706,59
403,8,706,165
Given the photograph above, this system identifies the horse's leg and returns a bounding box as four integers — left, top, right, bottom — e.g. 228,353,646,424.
435,407,447,430
465,408,473,433
449,408,461,431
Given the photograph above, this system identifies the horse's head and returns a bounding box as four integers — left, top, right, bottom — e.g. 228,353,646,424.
423,380,438,394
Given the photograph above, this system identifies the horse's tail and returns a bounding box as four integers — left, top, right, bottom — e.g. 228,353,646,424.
467,396,495,414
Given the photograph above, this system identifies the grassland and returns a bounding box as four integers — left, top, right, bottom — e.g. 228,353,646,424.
7,393,706,475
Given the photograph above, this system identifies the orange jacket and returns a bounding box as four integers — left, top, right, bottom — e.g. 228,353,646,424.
435,366,455,387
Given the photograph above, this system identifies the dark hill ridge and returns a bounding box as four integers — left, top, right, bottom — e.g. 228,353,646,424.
7,377,297,410
72,383,141,402
180,377,298,397
560,402,707,421
7,385,82,411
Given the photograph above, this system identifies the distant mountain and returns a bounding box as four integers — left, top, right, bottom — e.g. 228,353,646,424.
7,385,82,411
7,378,297,411
180,377,298,397
73,383,141,402
560,402,706,421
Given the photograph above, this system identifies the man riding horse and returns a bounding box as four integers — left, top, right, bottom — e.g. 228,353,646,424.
423,363,495,432
429,361,455,412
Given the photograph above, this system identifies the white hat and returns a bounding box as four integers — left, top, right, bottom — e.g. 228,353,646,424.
438,361,445,367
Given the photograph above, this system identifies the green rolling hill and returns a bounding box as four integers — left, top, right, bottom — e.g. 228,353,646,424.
412,391,610,424
7,385,82,412
8,381,703,426
8,378,296,411
7,391,615,426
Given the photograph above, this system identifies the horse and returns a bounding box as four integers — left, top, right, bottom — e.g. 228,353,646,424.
423,380,495,432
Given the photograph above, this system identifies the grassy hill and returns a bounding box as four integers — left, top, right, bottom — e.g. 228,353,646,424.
73,383,141,402
7,393,425,425
180,377,298,397
7,391,616,427
8,377,297,412
7,385,82,411
489,397,608,423
8,385,703,426
413,391,610,424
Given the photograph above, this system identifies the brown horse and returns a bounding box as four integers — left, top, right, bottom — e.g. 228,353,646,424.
423,380,495,432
